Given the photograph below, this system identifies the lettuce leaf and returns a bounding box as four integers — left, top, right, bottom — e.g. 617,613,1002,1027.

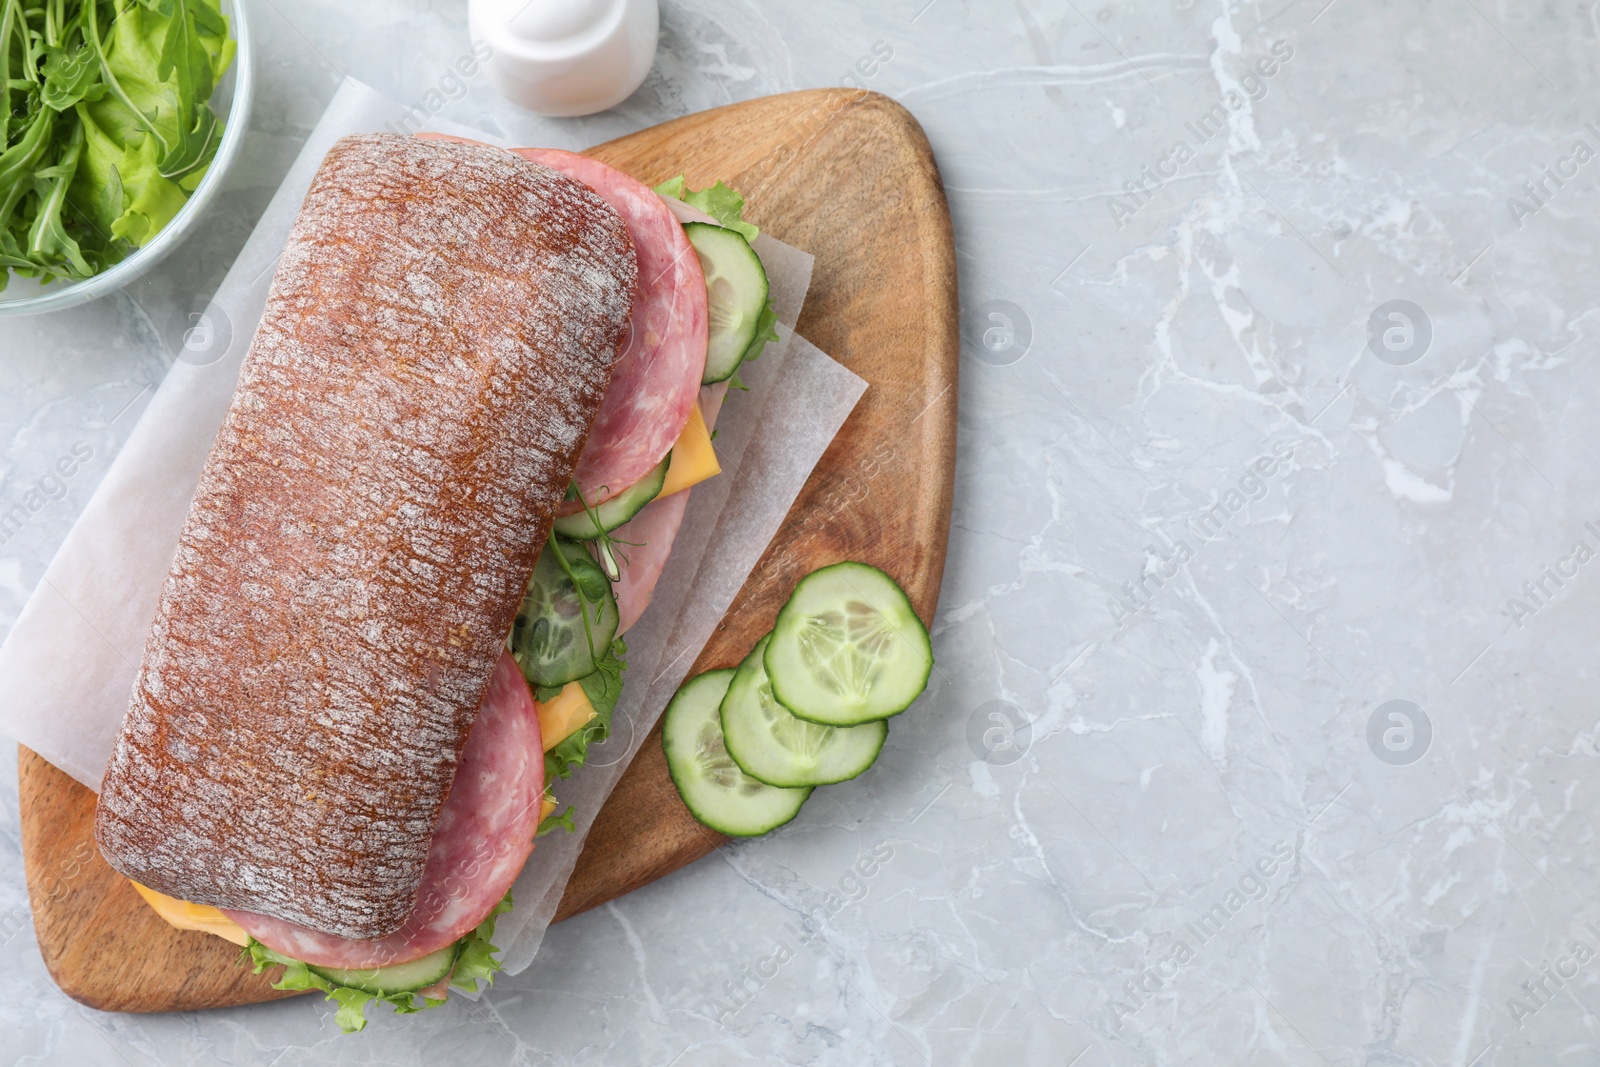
243,940,439,1034
653,175,760,241
451,892,515,994
685,181,760,242
243,890,515,1034
544,638,627,783
537,803,576,836
653,175,686,201
743,300,781,366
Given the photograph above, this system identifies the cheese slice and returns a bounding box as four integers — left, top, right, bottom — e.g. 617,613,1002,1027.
130,881,249,946
540,794,559,822
539,681,597,751
659,402,720,499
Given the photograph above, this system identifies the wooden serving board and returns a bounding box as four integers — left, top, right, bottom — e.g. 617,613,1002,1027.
18,87,957,1013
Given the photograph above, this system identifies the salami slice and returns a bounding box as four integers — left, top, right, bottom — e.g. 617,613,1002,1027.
514,148,709,511
226,652,544,968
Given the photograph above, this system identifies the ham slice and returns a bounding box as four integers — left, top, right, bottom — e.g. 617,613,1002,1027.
418,974,453,1000
612,384,733,634
613,489,692,634
226,653,543,969
515,148,708,511
699,381,730,433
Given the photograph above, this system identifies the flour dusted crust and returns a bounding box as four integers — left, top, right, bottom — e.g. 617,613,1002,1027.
94,133,637,940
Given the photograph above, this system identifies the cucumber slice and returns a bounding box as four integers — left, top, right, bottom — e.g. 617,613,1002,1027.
662,669,812,836
553,453,670,539
509,538,619,688
721,634,888,787
684,221,770,384
308,944,457,996
765,562,933,727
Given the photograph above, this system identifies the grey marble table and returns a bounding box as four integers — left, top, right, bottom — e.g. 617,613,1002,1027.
4,1,1599,1063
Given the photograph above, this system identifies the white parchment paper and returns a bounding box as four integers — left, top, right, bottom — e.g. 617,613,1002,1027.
0,78,863,977
494,326,863,974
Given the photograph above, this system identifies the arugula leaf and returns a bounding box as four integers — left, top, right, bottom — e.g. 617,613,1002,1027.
0,109,56,191
157,99,219,181
242,891,516,1034
41,43,103,112
189,0,228,38
152,0,225,181
27,120,90,274
157,0,207,107
544,638,627,783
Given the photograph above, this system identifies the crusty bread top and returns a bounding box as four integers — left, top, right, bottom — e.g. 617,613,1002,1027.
94,133,637,940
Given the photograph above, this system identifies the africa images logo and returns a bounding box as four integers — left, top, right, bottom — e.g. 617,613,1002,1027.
1502,523,1600,629
1365,700,1431,766
0,441,95,547
966,699,1032,765
1506,119,1600,229
964,299,1031,367
1105,40,1294,230
1365,300,1432,366
1104,840,1295,1029
1108,440,1295,628
706,843,895,1025
1506,920,1600,1029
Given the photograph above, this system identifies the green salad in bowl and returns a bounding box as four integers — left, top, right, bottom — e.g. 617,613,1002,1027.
1,0,247,310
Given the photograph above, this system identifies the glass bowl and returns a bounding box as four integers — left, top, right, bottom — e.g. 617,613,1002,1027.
0,0,255,317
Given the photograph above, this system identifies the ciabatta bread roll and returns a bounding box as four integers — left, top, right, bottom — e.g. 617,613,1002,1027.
94,133,637,940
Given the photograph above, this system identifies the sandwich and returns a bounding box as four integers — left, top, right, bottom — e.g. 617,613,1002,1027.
93,132,781,1031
